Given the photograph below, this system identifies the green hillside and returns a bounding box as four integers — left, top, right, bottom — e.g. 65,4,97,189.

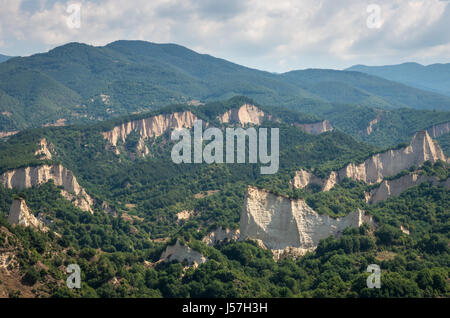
0,54,12,63
1,41,450,133
0,98,448,298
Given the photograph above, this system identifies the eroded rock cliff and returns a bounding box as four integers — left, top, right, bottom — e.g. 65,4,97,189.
366,116,380,135
290,169,337,190
291,131,447,191
294,120,333,135
160,239,207,267
0,165,94,213
427,122,450,138
368,173,449,204
338,131,446,185
218,104,266,126
102,111,198,154
34,138,53,160
8,198,48,232
240,186,373,256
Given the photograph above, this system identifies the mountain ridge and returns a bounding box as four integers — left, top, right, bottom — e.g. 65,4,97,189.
1,40,450,135
347,62,450,96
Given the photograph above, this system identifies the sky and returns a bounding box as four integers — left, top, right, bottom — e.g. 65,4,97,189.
0,0,449,72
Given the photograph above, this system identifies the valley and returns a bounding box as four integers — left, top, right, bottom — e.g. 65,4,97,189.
0,95,448,298
0,41,448,299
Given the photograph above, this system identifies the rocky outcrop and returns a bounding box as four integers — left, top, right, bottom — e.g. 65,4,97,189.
323,171,338,191
366,116,380,135
294,120,333,135
240,186,373,256
427,122,450,138
0,165,94,213
290,169,319,189
34,138,53,160
101,201,117,217
367,173,449,204
337,131,446,185
202,227,240,246
176,210,195,221
102,111,198,154
0,131,18,139
291,131,447,191
8,198,48,232
160,240,207,267
290,169,337,191
218,104,266,126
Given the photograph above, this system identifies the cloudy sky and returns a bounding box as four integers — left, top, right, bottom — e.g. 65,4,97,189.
0,0,449,72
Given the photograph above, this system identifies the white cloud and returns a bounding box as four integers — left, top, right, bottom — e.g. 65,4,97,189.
0,0,448,70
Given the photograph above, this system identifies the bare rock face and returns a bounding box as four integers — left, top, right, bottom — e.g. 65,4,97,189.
290,169,323,189
366,116,380,135
290,169,337,191
240,186,372,255
160,240,207,267
101,201,117,217
8,198,48,232
290,169,316,189
294,120,333,135
34,138,53,160
291,131,447,191
322,171,338,191
0,165,94,213
102,111,198,155
338,131,446,185
368,173,449,204
218,104,266,126
202,227,240,246
427,122,450,138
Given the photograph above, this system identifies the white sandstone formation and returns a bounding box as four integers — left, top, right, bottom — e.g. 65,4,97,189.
337,131,446,185
34,138,53,160
102,111,198,154
240,186,373,255
160,240,207,267
176,210,195,221
218,104,266,126
8,198,48,232
290,169,319,189
291,131,447,191
368,173,449,204
290,169,337,191
427,122,450,138
0,164,94,213
202,227,240,246
294,120,333,135
136,138,150,157
101,201,117,216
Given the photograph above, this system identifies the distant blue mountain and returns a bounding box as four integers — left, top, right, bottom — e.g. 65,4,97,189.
347,63,450,96
0,53,13,63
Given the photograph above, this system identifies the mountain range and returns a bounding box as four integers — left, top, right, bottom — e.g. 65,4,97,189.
347,63,450,97
1,41,450,135
0,54,12,63
0,40,449,299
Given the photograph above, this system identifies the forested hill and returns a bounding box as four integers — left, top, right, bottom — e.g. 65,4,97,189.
1,40,450,133
347,63,450,97
0,97,448,298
